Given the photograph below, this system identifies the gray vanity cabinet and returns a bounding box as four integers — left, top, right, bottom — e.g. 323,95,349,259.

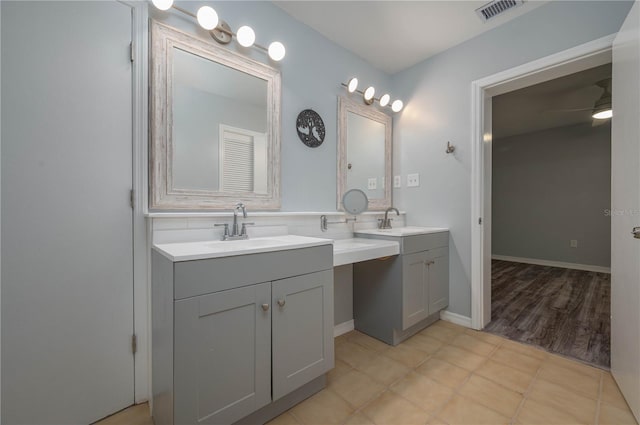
272,270,334,400
402,247,449,329
152,244,334,425
174,283,271,425
353,231,449,345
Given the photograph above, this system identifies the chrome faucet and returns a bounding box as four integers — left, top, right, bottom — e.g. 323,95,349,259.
378,207,400,229
232,202,247,236
215,202,253,240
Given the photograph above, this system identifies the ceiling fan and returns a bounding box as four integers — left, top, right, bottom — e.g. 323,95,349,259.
545,78,612,126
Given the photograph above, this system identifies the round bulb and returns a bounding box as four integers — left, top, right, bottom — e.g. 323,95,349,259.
391,100,404,112
237,26,255,47
364,86,375,101
151,0,173,10
347,77,358,93
593,109,612,119
268,41,286,61
379,94,390,107
197,6,219,30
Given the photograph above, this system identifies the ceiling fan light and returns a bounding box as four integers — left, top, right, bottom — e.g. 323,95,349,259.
593,109,612,119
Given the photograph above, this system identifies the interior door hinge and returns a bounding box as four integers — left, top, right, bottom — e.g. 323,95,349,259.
130,189,135,209
130,42,134,62
479,217,483,225
132,334,137,355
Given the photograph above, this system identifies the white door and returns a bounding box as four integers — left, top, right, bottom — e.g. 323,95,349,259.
611,0,640,420
2,2,135,423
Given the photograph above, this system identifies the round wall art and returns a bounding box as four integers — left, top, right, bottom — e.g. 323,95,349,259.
296,109,325,148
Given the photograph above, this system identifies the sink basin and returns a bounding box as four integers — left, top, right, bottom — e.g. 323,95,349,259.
355,226,449,237
154,235,333,262
204,239,281,251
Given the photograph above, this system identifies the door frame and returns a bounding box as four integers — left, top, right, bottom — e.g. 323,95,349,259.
121,0,150,403
470,34,616,330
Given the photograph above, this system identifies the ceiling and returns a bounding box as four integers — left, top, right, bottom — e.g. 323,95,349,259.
274,0,550,74
493,63,612,139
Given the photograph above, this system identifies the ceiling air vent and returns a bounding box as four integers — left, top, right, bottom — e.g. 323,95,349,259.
476,0,525,22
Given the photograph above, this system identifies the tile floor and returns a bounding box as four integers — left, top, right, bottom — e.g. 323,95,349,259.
97,321,637,425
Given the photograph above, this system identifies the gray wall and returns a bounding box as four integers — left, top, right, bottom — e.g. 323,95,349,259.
173,85,266,191
152,1,390,211
492,122,611,267
390,0,631,317
347,113,386,200
334,265,353,326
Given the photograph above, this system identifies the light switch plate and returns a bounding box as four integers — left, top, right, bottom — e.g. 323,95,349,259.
394,175,401,188
368,178,377,190
570,240,578,248
407,173,420,187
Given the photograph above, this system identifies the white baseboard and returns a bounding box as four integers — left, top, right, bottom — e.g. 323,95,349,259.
439,310,472,328
334,320,354,337
492,255,611,274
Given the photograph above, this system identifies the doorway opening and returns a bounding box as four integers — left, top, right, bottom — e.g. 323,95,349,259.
470,35,615,367
485,64,612,368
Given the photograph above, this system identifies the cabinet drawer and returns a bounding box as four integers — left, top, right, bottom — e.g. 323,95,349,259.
401,232,448,254
174,245,333,300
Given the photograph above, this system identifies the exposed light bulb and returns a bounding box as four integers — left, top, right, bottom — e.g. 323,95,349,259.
151,0,173,11
391,99,404,113
363,86,375,104
379,94,390,107
268,41,286,61
236,26,256,47
197,6,219,30
592,109,612,119
347,77,358,93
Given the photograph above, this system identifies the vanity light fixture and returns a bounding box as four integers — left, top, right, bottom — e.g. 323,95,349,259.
363,86,376,105
151,1,286,61
341,77,404,112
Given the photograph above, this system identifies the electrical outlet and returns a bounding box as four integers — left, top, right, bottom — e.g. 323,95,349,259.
394,175,401,188
407,173,420,187
381,176,385,189
368,178,377,190
570,240,578,248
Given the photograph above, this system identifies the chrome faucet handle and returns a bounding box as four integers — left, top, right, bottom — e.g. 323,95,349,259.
377,218,385,229
235,202,248,218
240,222,255,236
214,223,230,237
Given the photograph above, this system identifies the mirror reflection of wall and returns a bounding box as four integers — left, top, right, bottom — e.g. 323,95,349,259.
346,111,386,200
337,96,391,211
172,48,268,193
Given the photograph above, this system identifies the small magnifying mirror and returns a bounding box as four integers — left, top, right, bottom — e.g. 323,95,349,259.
342,189,369,215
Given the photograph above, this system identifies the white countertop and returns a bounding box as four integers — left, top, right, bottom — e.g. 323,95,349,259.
355,226,449,237
153,234,333,262
333,238,400,267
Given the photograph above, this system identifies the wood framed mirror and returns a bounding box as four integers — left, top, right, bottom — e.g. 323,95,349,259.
337,96,392,211
150,20,281,210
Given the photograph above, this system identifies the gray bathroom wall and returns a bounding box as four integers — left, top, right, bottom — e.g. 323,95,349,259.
334,264,353,326
390,0,632,317
492,122,611,268
152,1,391,211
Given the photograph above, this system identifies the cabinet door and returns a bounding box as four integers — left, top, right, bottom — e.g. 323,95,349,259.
427,247,449,315
272,270,334,400
174,283,271,425
402,251,429,330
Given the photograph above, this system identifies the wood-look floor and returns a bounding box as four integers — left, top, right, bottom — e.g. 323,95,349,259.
485,260,610,368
